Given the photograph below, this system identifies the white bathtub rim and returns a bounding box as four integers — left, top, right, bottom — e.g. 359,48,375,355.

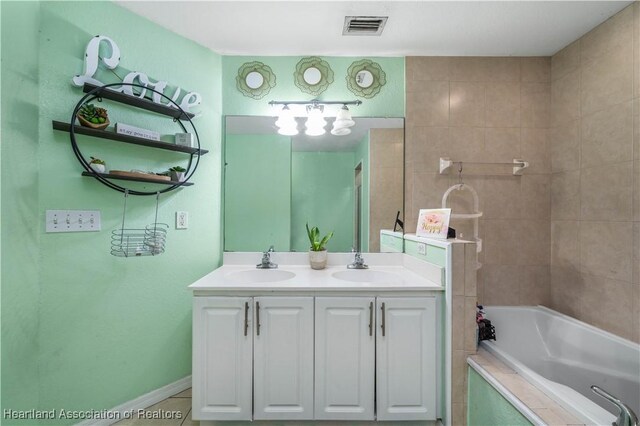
490,304,639,349
481,305,631,426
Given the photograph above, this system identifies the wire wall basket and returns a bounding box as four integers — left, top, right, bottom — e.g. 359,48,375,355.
111,190,169,258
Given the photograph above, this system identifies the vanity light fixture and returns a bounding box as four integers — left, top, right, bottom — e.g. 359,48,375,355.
275,105,298,136
269,99,361,137
331,105,356,136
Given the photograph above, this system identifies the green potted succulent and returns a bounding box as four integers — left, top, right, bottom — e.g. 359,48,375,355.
169,166,187,182
77,103,109,130
306,223,333,270
88,156,106,174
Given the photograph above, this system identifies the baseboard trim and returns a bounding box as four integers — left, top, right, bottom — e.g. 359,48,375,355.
76,375,191,426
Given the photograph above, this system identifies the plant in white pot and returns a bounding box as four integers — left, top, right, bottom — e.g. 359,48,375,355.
306,223,333,270
169,166,187,182
89,156,106,174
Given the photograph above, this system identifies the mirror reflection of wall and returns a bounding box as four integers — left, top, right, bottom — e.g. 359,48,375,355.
303,67,322,85
245,71,264,89
224,116,404,253
368,128,404,252
356,70,374,88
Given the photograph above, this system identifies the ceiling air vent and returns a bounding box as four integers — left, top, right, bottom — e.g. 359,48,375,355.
343,16,388,36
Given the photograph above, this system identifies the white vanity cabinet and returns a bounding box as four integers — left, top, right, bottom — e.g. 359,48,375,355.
253,297,314,420
193,296,314,421
314,297,376,420
192,297,253,421
190,260,443,423
377,297,437,421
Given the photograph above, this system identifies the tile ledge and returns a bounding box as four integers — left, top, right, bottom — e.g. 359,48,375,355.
468,350,584,426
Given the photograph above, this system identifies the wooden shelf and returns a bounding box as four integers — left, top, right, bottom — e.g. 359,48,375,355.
82,171,194,186
52,121,208,155
83,83,195,120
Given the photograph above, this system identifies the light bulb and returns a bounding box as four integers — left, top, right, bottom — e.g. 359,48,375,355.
331,105,355,136
334,105,355,128
305,105,326,136
275,105,298,136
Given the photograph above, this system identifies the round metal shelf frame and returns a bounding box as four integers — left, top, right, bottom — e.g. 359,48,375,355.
68,82,202,196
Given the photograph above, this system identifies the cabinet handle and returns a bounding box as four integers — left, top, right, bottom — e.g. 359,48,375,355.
381,302,386,337
244,302,249,336
369,301,373,336
256,301,261,336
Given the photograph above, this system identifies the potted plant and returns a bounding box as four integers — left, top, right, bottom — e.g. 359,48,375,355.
306,223,333,270
77,103,109,130
169,166,187,182
88,156,106,174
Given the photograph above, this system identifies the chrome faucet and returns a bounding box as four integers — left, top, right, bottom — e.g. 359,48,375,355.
591,385,638,426
256,245,278,269
347,249,368,269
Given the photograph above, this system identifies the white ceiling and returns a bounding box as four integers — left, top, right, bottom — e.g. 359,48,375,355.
116,1,632,57
226,116,404,152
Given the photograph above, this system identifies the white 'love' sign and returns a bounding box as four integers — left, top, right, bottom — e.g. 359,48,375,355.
72,35,202,114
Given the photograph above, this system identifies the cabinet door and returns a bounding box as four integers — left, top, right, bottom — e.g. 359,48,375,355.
192,297,252,421
253,297,314,420
315,297,375,420
376,297,437,421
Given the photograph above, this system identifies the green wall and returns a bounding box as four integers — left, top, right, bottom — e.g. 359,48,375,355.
291,151,355,252
404,239,447,267
380,232,404,253
467,368,533,426
1,1,41,415
222,56,405,117
1,2,407,422
225,134,291,251
1,1,222,423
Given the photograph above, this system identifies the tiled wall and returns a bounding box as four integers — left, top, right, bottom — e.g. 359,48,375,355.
549,4,640,343
405,56,551,307
450,242,480,426
369,128,404,252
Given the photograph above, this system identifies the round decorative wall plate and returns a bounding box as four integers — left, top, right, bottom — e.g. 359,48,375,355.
294,57,334,96
346,59,386,99
236,61,276,100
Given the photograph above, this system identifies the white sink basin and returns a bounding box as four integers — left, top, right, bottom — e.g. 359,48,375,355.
227,269,296,284
332,269,402,284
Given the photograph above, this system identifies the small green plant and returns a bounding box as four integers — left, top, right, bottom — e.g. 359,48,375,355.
306,223,333,252
169,166,186,172
89,156,105,165
79,103,108,124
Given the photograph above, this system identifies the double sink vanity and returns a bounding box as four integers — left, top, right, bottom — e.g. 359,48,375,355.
189,251,444,422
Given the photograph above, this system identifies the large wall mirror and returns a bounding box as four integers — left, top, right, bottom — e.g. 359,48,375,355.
223,116,404,253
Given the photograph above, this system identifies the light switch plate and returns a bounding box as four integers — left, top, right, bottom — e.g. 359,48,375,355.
417,242,427,256
46,210,101,233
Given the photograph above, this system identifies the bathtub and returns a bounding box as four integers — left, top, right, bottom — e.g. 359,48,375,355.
481,306,639,426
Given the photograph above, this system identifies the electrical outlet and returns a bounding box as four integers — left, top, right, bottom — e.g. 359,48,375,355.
417,242,427,256
46,210,101,233
176,211,188,229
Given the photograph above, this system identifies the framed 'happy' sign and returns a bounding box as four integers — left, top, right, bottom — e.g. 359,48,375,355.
416,208,451,239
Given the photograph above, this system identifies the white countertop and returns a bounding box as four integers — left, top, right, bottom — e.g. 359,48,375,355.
189,252,444,293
